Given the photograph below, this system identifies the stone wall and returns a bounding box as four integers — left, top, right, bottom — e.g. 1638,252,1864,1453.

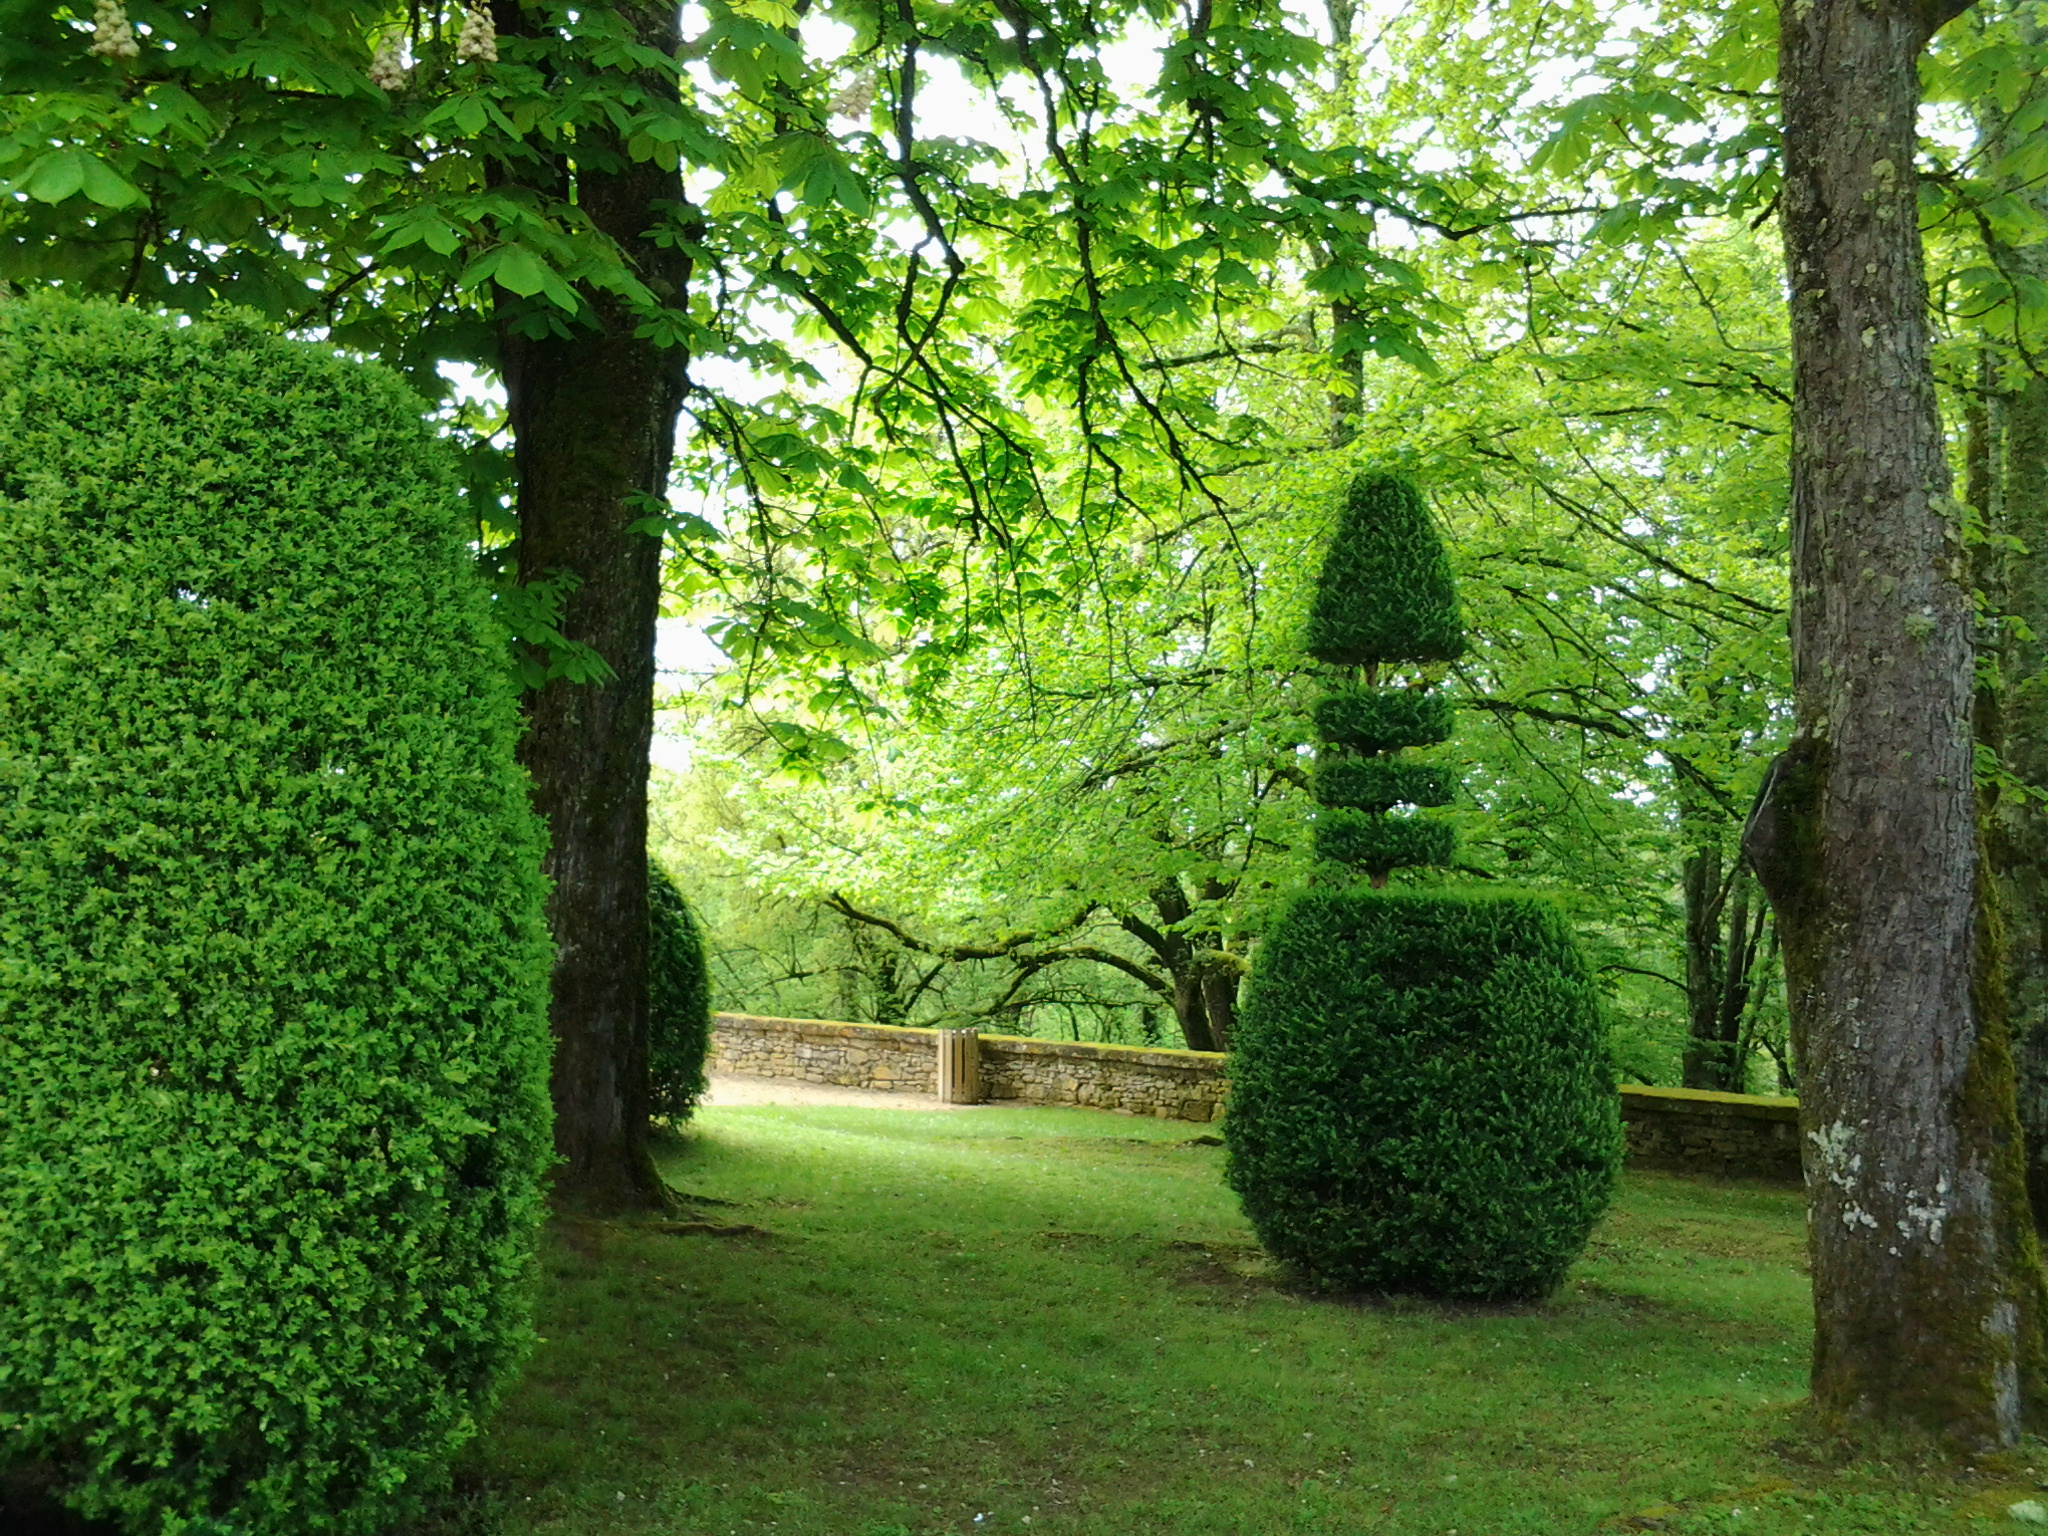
709,1013,1225,1121
978,1033,1228,1121
709,1013,939,1095
1618,1085,1802,1182
711,1013,1808,1175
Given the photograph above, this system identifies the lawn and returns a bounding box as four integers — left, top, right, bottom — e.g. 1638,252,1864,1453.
434,1101,2042,1536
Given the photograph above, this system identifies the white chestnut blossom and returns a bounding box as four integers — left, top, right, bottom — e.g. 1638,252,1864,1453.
829,75,875,121
367,36,410,91
87,0,140,60
455,7,498,64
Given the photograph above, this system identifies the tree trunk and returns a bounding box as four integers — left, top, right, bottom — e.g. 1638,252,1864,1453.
1170,972,1218,1053
1747,0,2045,1444
1715,873,1765,1086
497,0,692,1213
1998,372,2048,1225
1196,962,1237,1052
1681,839,1734,1091
1125,880,1219,1051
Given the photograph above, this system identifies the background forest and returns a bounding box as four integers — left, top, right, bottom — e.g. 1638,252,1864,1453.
644,2,1820,1089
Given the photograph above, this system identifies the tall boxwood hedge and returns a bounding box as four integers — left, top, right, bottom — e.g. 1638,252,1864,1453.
0,298,554,1535
1224,891,1621,1300
649,860,713,1120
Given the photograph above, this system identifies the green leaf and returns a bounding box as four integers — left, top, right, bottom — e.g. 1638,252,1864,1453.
23,150,87,204
79,156,145,209
490,245,553,298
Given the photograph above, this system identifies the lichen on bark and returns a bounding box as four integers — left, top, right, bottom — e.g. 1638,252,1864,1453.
1760,0,2047,1448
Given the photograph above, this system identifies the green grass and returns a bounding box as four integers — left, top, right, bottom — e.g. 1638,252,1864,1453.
435,1103,2043,1536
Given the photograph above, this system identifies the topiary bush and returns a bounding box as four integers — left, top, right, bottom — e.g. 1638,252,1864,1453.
0,297,554,1535
1302,471,1462,885
1224,468,1618,1301
1303,470,1463,666
649,860,714,1120
1223,891,1622,1300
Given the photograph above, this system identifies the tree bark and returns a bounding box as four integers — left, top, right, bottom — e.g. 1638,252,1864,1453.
1197,962,1237,1052
1997,372,2048,1224
497,0,692,1213
1747,0,2045,1444
1681,839,1734,1091
1970,24,2048,1229
1123,881,1219,1051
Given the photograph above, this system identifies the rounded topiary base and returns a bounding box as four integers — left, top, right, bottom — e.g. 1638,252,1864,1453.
1223,890,1620,1301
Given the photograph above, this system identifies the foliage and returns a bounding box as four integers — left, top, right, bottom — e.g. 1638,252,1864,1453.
1303,471,1460,881
0,0,1468,709
650,858,714,1120
1304,471,1464,666
1225,890,1621,1300
0,296,553,1535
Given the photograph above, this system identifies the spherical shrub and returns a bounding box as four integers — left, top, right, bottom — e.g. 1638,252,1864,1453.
1224,890,1620,1301
0,298,553,1535
649,860,713,1120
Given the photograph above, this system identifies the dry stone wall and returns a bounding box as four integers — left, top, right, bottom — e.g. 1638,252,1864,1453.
1618,1085,1801,1182
709,1013,1225,1120
709,1013,939,1095
978,1033,1228,1121
710,1014,1808,1178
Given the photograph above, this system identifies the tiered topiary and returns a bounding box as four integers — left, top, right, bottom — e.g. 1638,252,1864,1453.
649,860,714,1121
1304,471,1462,883
1224,471,1620,1302
0,297,554,1535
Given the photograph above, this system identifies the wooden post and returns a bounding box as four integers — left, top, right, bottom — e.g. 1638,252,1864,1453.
936,1028,981,1104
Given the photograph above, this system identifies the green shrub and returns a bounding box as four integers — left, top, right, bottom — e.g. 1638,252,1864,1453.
650,861,714,1120
1311,809,1457,873
0,298,553,1535
1312,688,1456,753
1312,757,1455,812
1304,472,1460,881
1303,471,1464,666
1224,891,1621,1300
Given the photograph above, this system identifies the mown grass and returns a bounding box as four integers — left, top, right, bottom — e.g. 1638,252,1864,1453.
436,1102,2047,1536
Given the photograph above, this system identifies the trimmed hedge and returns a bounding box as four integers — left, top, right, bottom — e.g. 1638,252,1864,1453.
649,861,713,1121
1224,890,1621,1300
0,298,554,1535
1312,688,1455,755
1312,757,1455,813
1303,471,1464,666
1311,809,1457,873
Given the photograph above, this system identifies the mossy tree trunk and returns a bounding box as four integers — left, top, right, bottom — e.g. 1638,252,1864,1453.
496,0,692,1213
1996,372,2048,1223
1748,0,2046,1444
1971,20,2048,1227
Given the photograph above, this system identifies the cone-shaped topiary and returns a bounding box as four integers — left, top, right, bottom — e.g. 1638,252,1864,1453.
0,297,553,1535
1303,471,1464,667
1224,891,1621,1300
650,860,714,1121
